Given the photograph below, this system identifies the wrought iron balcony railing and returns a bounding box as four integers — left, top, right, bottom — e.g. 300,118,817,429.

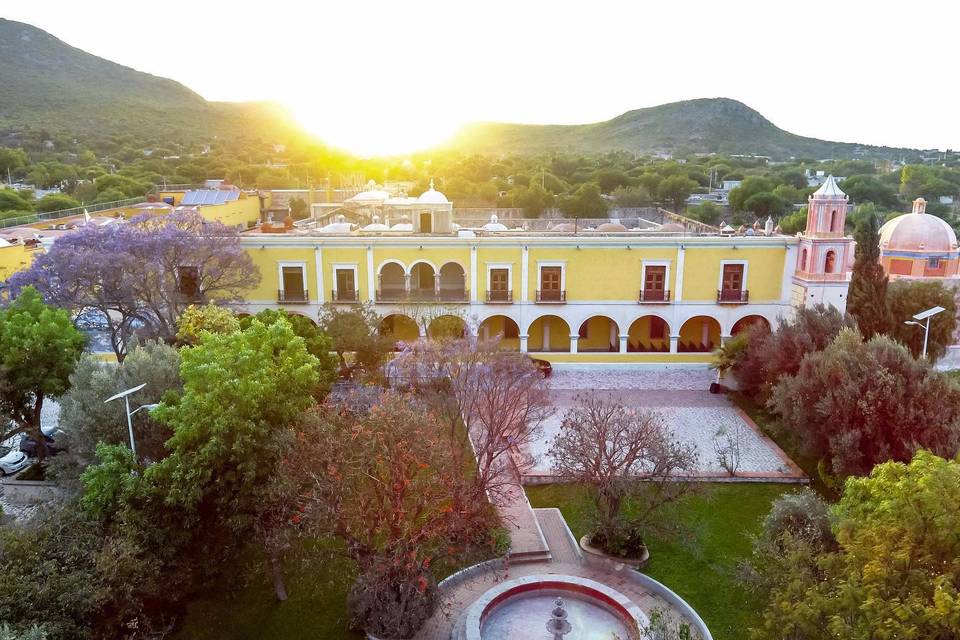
331,289,359,303
535,290,566,303
278,289,309,304
717,289,749,303
639,289,670,303
486,290,513,303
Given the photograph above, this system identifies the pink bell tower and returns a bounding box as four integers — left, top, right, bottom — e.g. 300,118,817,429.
792,175,855,311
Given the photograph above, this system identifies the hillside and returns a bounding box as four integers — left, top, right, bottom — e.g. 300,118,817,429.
0,18,297,142
447,98,920,160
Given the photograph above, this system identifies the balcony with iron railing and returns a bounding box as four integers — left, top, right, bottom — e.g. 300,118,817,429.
717,289,749,304
486,290,513,303
331,289,359,303
638,289,671,303
278,289,310,304
374,289,470,303
536,290,566,303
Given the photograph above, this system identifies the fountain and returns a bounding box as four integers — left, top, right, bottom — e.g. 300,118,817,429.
462,574,647,640
546,597,572,639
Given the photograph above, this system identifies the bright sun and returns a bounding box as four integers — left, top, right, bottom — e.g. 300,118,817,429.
289,102,463,157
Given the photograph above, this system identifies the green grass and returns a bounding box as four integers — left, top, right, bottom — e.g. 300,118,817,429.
526,482,795,640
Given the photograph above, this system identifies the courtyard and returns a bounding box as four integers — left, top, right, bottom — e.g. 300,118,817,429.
523,368,805,482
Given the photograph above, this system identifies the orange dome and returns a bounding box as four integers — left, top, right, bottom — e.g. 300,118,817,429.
596,222,627,232
879,210,958,253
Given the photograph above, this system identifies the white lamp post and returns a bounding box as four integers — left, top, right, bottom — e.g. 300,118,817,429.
104,383,159,457
904,305,945,360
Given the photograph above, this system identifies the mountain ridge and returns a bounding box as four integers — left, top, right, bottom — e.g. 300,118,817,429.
446,97,923,160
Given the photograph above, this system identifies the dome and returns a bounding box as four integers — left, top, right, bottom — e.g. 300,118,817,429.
391,214,413,231
362,215,390,232
482,213,508,232
596,222,627,232
417,179,449,204
550,222,576,232
880,202,958,253
660,223,685,232
319,222,354,233
349,189,390,203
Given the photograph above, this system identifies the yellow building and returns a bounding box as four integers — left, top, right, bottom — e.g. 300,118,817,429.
235,183,834,365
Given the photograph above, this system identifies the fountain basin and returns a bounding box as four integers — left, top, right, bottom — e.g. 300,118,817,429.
464,574,647,640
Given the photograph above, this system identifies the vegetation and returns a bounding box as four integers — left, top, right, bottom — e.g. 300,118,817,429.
746,451,960,640
887,279,958,361
527,482,793,640
548,394,697,557
846,204,892,338
0,287,86,460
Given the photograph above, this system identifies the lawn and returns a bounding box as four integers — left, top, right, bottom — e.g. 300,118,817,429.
526,482,795,640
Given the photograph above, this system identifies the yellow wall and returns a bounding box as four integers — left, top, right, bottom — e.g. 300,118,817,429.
681,247,784,302
198,196,261,228
247,247,316,301
478,315,520,350
678,316,721,349
476,247,523,299
578,315,617,351
627,315,670,351
0,244,39,281
528,315,571,352
156,191,184,205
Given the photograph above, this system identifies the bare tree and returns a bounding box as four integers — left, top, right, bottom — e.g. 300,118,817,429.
549,394,698,549
390,339,552,505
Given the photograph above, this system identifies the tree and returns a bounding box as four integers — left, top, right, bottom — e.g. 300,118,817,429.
559,182,608,218
58,341,181,467
657,175,698,213
686,201,723,226
509,184,554,218
768,329,960,477
295,392,494,638
175,304,240,345
549,394,697,556
34,194,80,213
749,451,960,640
239,308,337,395
288,197,308,219
611,185,652,208
9,212,261,360
846,205,892,339
390,339,552,506
0,189,32,213
742,191,787,218
887,279,957,361
841,175,899,209
0,288,86,460
778,208,807,234
732,304,853,399
317,302,393,379
0,148,28,176
728,176,774,212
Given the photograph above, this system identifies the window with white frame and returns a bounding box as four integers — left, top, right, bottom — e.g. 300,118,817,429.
332,264,359,302
486,263,513,302
640,260,670,302
278,262,308,302
537,261,566,302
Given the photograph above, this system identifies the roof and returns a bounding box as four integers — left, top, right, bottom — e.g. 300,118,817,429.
879,208,958,253
811,175,846,199
181,189,241,206
417,180,449,205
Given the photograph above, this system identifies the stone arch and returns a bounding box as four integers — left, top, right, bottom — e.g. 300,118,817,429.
409,261,437,300
478,315,521,350
427,314,467,339
731,314,771,336
379,313,419,344
627,315,671,352
378,261,406,301
527,315,571,353
678,315,721,352
576,315,620,352
438,262,467,301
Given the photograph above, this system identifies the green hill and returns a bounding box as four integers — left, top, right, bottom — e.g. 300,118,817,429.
447,98,920,160
0,18,297,142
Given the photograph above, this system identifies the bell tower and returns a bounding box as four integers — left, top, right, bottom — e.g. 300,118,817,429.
792,175,855,311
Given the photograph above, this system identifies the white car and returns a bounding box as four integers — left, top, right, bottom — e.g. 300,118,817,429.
0,449,30,476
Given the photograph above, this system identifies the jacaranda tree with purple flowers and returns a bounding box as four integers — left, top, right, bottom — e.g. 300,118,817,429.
8,212,260,360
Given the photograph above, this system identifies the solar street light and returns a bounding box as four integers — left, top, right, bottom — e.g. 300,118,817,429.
104,383,157,457
903,305,945,360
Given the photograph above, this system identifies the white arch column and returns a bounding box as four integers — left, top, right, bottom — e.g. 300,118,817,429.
519,334,529,352
619,334,628,353
570,334,579,354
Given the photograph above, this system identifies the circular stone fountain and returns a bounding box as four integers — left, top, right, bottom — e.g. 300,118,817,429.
463,575,648,640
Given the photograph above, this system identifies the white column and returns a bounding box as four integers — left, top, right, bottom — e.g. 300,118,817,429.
619,334,628,353
543,321,550,349
609,323,618,350
720,334,733,346
569,335,579,354
674,245,686,302
521,246,529,303
470,246,478,303
670,335,679,354
365,246,375,301
781,243,798,303
315,247,325,304
519,334,529,353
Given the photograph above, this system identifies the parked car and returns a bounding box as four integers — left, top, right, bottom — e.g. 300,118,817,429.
0,449,30,476
19,434,63,458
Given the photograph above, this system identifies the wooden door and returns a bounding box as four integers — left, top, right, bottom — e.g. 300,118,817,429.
540,266,562,301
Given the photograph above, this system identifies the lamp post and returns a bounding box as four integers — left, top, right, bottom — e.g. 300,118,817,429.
903,305,945,360
104,383,159,457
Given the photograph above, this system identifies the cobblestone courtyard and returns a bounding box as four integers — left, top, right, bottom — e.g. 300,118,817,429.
524,368,804,481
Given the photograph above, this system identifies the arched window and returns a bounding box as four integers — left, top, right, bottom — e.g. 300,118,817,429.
829,210,838,232
799,248,808,271
824,250,836,274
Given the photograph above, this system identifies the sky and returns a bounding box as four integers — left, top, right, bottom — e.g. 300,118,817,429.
4,0,959,155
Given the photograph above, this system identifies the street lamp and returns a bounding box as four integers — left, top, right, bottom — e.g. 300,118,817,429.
104,383,159,457
903,305,945,360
